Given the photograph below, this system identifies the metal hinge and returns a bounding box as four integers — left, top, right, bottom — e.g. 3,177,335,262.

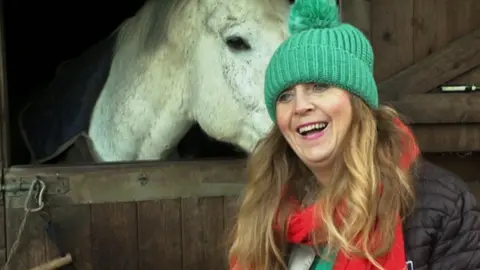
0,174,70,197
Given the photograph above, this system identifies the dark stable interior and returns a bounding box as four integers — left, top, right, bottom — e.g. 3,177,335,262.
4,0,246,166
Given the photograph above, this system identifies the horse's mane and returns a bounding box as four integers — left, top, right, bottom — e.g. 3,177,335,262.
114,0,192,57
99,0,194,98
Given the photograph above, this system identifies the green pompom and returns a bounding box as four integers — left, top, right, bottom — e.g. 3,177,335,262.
288,0,341,34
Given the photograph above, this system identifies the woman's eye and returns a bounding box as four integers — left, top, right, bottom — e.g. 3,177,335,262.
277,92,293,102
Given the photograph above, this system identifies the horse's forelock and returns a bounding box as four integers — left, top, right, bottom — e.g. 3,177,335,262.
261,0,291,21
115,0,200,56
239,0,291,23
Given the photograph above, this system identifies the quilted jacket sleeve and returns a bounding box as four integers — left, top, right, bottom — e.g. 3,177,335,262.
430,188,480,269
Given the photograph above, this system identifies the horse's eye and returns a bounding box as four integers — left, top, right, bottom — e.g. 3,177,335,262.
225,36,251,52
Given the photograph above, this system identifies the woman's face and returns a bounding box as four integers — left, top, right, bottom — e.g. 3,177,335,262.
275,83,353,172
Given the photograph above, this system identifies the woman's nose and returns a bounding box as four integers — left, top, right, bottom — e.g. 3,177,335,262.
294,92,314,115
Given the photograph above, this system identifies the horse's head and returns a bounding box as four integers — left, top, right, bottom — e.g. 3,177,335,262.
190,0,291,153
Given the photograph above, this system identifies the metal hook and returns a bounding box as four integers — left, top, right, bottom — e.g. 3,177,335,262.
24,178,46,213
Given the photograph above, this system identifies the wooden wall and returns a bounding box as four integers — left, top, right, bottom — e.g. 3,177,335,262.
343,0,480,183
370,0,480,83
347,0,480,152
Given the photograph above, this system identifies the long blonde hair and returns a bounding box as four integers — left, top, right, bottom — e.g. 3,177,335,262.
228,95,418,269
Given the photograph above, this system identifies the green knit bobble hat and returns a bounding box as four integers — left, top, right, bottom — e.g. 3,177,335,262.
264,0,378,121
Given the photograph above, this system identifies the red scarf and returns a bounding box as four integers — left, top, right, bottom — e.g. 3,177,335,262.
230,118,420,270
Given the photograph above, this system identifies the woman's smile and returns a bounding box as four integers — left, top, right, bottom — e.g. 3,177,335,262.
296,121,329,140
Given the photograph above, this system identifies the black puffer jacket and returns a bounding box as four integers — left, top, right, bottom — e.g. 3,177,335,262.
404,160,480,270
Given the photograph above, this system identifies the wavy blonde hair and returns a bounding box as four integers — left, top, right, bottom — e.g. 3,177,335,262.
228,95,418,270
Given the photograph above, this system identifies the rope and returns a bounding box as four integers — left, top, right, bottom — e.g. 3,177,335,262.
2,178,46,270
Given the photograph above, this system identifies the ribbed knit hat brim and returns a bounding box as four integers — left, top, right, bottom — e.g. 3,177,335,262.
264,29,378,120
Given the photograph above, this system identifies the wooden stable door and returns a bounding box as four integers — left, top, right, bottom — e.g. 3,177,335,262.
2,160,244,270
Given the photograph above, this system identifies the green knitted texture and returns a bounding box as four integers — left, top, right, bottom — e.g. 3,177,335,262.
310,256,334,270
310,247,336,270
264,0,378,121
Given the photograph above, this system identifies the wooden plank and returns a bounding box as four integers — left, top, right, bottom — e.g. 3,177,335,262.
370,0,414,82
341,0,371,39
4,208,47,270
223,196,239,236
450,66,480,85
223,195,239,267
423,152,480,184
446,0,480,86
438,0,480,42
413,0,480,84
387,93,480,124
4,160,247,208
137,199,182,270
378,28,480,101
4,206,90,270
45,205,92,270
423,152,480,200
182,197,225,270
413,0,448,61
90,202,138,270
411,124,480,152
0,207,4,265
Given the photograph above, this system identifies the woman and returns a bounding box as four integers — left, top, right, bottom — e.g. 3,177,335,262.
228,0,480,269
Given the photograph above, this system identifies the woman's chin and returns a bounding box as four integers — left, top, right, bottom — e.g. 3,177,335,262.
299,148,334,166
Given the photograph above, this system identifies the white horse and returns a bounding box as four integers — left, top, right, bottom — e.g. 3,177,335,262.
87,0,291,162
